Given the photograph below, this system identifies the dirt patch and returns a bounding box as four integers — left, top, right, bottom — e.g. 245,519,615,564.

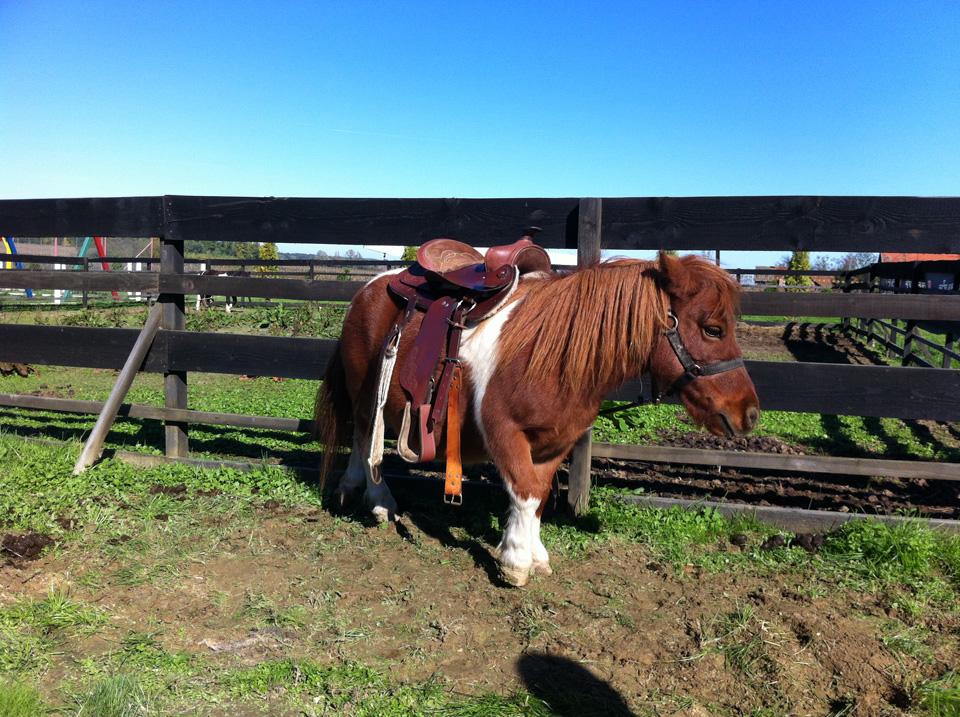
3,502,953,716
0,362,33,377
2,531,54,564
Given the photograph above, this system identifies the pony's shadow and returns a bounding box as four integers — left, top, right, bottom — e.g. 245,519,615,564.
517,652,637,716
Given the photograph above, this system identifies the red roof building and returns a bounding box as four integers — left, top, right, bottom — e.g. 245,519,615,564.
880,253,960,263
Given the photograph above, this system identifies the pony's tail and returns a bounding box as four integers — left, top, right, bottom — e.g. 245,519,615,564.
313,343,352,487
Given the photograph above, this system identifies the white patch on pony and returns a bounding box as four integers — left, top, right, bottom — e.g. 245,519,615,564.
362,266,404,288
496,481,542,586
458,299,521,452
520,270,552,281
338,437,367,495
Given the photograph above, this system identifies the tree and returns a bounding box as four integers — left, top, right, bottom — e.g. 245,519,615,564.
401,246,418,262
234,242,260,260
833,252,877,272
258,242,279,274
784,251,813,286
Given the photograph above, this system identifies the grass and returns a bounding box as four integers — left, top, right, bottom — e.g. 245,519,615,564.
919,673,960,717
73,674,150,717
0,682,47,717
0,410,958,714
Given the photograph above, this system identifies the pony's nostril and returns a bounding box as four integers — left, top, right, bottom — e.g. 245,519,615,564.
745,406,759,430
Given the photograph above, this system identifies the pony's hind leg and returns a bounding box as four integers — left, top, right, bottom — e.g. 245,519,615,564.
334,436,367,508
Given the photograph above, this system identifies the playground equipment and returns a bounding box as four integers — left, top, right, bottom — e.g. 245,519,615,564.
1,237,33,298
63,236,119,301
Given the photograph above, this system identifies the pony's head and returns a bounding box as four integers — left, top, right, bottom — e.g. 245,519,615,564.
649,253,760,437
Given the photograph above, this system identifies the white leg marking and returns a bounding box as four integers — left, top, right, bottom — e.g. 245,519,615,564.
363,462,398,523
337,436,367,494
531,513,552,576
458,300,521,451
496,483,539,587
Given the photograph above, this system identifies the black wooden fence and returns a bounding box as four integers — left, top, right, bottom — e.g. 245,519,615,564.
2,196,960,504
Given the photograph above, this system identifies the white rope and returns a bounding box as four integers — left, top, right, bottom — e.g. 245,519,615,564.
367,325,402,477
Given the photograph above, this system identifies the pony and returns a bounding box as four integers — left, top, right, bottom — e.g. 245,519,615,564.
314,252,759,586
194,269,248,313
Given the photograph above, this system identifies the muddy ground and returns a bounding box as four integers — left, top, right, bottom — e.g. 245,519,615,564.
2,492,956,717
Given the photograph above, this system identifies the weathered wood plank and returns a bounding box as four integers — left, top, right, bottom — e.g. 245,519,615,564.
617,494,960,533
2,324,959,419
0,197,162,237
607,360,960,421
163,195,581,248
740,292,960,321
0,393,311,432
0,270,158,292
592,442,960,481
160,274,362,301
602,196,960,252
569,198,603,516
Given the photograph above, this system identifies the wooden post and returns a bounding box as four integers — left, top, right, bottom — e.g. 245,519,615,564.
161,238,188,457
944,333,955,369
902,320,918,366
73,304,162,473
82,257,89,309
886,320,898,359
567,198,602,516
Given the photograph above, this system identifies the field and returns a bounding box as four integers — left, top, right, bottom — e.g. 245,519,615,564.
1,303,960,715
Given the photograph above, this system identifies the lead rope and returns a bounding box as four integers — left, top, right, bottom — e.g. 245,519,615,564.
366,323,403,482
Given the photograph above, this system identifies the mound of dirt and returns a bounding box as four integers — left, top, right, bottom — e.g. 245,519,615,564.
0,362,32,377
2,532,54,563
654,429,806,454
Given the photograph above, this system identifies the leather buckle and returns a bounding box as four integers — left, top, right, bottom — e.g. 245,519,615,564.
444,471,463,505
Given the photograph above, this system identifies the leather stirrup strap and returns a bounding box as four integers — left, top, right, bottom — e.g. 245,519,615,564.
443,364,464,505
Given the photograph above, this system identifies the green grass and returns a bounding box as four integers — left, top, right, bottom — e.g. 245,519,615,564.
73,674,150,717
0,682,47,717
919,673,960,717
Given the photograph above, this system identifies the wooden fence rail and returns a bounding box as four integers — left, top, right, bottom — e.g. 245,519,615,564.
2,195,960,512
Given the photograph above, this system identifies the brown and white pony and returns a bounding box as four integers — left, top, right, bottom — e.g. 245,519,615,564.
314,252,759,586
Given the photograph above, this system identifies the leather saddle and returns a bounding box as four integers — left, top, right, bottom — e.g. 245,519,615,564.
384,232,551,502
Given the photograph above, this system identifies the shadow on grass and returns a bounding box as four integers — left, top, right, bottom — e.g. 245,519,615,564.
517,652,636,716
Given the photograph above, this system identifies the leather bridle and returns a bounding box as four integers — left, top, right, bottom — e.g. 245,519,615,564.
652,310,745,402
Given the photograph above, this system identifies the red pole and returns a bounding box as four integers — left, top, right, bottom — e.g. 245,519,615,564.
93,236,120,299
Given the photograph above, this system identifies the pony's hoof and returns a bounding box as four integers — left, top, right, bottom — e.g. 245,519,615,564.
499,563,531,588
531,561,553,576
371,505,396,524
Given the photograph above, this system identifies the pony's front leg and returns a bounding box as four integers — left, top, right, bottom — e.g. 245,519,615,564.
494,446,563,587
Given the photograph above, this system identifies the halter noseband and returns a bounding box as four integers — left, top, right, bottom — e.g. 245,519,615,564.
653,310,745,401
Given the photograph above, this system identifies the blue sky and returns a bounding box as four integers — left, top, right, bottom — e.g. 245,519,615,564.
2,0,959,267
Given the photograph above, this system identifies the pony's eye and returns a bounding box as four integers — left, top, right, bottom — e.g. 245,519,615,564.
703,325,723,339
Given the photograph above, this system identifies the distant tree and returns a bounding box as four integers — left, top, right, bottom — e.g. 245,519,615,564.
314,249,329,258
401,246,418,262
833,252,877,271
343,249,362,260
784,251,813,286
258,242,279,274
235,242,260,260
812,255,832,271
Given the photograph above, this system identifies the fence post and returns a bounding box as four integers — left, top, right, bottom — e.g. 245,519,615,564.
161,237,188,457
902,320,918,366
945,333,956,369
82,257,89,309
567,197,602,517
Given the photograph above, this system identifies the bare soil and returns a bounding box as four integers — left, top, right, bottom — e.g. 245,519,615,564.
2,499,955,716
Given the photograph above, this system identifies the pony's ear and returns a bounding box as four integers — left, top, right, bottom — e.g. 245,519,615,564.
657,251,696,297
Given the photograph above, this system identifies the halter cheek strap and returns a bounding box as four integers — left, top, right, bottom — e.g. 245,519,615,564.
657,310,745,400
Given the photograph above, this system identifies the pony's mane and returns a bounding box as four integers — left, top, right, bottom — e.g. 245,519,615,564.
497,256,739,395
